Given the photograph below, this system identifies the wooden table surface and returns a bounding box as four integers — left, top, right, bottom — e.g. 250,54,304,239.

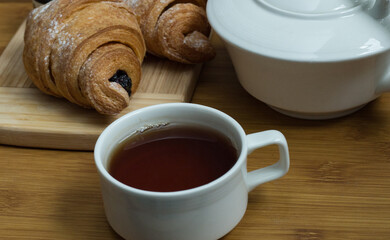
1,1,390,239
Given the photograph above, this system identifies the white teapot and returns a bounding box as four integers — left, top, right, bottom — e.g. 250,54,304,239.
207,0,390,119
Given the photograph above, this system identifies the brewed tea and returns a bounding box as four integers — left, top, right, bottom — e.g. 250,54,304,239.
108,123,238,192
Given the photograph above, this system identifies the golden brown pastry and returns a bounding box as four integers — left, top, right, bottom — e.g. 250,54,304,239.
23,0,146,114
126,0,215,64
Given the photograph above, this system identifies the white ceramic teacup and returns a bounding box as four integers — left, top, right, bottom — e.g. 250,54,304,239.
94,103,290,240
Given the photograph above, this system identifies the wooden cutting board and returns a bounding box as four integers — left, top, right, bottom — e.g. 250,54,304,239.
0,21,203,150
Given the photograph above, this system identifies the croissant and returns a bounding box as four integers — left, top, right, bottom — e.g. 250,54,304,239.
126,0,215,64
23,0,146,115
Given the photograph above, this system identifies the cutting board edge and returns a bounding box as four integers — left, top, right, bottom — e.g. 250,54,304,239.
0,19,203,150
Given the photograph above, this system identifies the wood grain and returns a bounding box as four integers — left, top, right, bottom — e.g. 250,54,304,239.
0,20,202,150
1,1,390,240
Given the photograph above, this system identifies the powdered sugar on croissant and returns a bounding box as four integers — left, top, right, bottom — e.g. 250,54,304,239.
23,0,146,115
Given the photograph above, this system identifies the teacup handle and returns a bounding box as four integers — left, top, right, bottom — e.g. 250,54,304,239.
245,130,290,192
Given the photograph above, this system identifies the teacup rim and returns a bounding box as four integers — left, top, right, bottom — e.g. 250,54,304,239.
94,102,248,199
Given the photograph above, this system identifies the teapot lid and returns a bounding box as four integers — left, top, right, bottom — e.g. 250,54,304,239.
207,0,390,61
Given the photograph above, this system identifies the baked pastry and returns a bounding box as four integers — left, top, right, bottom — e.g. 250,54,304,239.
127,0,215,64
23,0,146,114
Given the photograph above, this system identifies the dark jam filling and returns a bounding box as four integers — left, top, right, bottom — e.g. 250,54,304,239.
36,0,52,3
109,70,133,96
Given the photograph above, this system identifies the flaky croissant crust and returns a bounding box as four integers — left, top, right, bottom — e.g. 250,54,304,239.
126,0,215,64
23,0,146,114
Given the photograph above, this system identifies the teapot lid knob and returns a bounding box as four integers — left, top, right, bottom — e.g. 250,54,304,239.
260,0,359,15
